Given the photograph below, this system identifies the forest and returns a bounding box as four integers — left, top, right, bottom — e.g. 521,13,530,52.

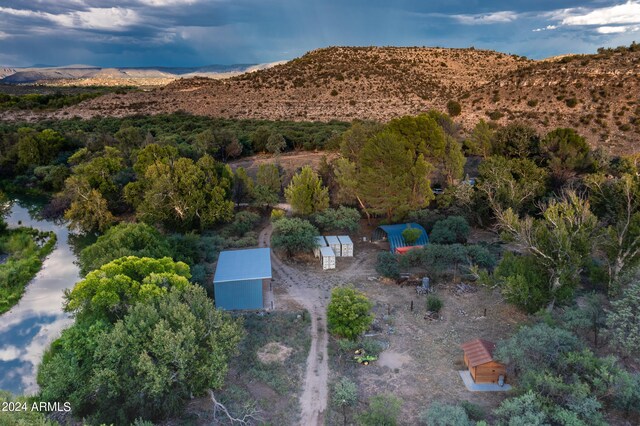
1,109,639,425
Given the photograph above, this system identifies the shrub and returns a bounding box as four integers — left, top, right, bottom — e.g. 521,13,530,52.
446,100,462,117
527,99,538,107
332,377,358,424
429,216,470,244
426,296,443,313
565,97,578,108
407,209,445,232
327,287,374,341
225,211,260,237
270,208,285,222
493,253,551,313
419,402,470,426
402,227,423,245
487,110,504,121
376,251,399,279
358,394,402,426
606,281,640,360
271,217,318,257
313,206,360,232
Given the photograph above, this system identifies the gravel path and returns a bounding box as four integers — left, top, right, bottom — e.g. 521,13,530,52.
259,224,330,426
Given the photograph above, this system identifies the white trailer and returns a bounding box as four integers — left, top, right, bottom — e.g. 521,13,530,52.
314,236,328,258
337,235,354,257
324,236,342,257
320,246,336,270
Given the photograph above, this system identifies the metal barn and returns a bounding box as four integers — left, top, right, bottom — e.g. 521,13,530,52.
314,236,328,258
213,248,272,310
324,236,342,257
337,235,354,257
372,223,429,252
320,246,336,270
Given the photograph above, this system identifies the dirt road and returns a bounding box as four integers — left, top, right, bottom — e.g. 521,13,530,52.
259,225,330,426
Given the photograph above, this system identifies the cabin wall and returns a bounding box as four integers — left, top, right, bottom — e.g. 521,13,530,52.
474,361,506,384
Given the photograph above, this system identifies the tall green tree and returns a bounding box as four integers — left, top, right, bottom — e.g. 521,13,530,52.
492,123,539,158
270,217,319,257
285,166,329,215
253,163,281,207
464,119,494,157
232,167,254,205
540,128,593,178
606,280,640,360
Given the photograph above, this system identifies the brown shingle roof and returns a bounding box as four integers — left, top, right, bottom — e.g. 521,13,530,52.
461,339,496,367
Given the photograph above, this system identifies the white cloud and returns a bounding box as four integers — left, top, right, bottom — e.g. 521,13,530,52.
452,11,519,25
0,31,9,39
596,25,640,34
533,25,558,32
139,0,199,6
560,1,640,26
0,6,139,31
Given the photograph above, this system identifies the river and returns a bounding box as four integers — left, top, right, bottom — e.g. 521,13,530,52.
0,201,79,395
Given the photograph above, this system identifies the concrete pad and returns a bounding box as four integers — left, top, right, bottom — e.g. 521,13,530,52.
458,370,512,392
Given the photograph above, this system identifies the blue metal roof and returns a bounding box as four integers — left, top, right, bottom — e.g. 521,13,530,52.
214,248,272,283
377,223,429,252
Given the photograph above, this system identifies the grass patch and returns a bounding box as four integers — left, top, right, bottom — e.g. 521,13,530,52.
0,227,56,314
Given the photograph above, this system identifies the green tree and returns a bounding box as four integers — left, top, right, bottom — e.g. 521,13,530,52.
63,179,115,233
586,173,640,295
313,206,360,233
493,253,550,313
358,394,402,426
493,391,550,426
339,121,383,162
232,167,254,205
16,128,65,170
253,163,281,207
376,252,400,279
358,132,433,219
285,166,329,215
271,217,319,257
540,128,593,181
464,119,493,157
40,285,243,424
78,223,172,275
430,216,470,244
441,136,466,185
132,155,234,229
266,133,286,155
250,126,271,153
498,191,597,308
492,123,539,158
606,280,640,360
477,156,548,215
64,256,191,322
402,227,423,245
327,286,374,340
419,402,471,426
332,377,358,426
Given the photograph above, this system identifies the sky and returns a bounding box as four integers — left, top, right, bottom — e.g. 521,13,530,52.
0,0,639,67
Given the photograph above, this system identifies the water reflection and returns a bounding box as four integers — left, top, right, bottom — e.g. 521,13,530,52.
0,201,79,395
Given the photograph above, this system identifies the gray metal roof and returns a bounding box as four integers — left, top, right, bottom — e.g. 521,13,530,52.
320,246,335,257
213,248,272,283
315,236,328,246
324,235,340,245
337,235,353,245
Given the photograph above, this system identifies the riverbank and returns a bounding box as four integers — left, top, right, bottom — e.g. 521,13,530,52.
0,227,56,315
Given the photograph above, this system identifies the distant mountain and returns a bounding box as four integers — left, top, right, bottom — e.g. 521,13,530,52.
40,45,640,154
0,63,262,85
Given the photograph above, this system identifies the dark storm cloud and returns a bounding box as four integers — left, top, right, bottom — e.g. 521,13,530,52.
0,0,638,67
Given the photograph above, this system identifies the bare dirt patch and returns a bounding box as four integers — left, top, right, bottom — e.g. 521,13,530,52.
257,342,294,364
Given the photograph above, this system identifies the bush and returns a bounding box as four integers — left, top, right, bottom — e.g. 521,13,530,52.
270,208,285,222
429,216,470,244
447,100,462,117
565,97,578,108
327,286,374,341
313,206,360,232
493,253,551,313
407,209,445,232
376,251,399,279
271,217,318,257
402,227,423,245
419,402,471,426
358,394,402,426
606,281,640,360
426,296,443,313
225,211,260,237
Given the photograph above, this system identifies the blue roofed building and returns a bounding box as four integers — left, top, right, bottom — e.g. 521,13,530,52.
372,223,429,252
213,248,272,310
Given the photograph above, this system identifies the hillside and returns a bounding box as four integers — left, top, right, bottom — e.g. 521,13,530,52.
4,45,640,154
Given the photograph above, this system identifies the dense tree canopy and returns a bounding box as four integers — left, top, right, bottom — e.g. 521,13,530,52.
285,165,330,215
271,217,319,257
327,286,374,341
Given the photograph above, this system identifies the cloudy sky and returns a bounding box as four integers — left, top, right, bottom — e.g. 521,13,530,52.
0,0,639,67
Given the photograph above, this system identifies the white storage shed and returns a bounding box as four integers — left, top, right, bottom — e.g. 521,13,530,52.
314,236,328,258
325,236,342,257
320,246,336,270
337,235,354,257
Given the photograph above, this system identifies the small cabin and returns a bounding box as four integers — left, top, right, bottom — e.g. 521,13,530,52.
320,246,336,270
324,236,342,257
337,235,354,257
314,236,328,258
461,339,506,385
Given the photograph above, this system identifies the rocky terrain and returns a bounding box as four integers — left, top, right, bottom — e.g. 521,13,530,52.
4,45,640,153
